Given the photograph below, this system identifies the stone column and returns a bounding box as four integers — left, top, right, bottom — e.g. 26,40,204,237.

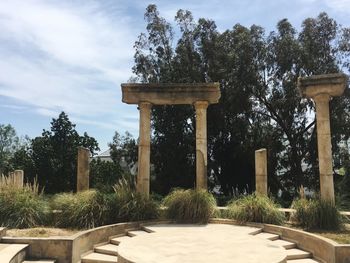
13,170,24,188
255,148,267,195
314,93,334,201
298,73,348,202
77,147,90,192
194,101,208,190
137,102,152,197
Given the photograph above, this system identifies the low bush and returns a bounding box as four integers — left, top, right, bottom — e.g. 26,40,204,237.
108,177,159,222
52,189,107,229
290,198,344,230
227,193,284,225
0,178,48,228
163,189,216,223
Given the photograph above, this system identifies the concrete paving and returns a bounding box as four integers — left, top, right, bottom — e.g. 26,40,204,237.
117,224,288,263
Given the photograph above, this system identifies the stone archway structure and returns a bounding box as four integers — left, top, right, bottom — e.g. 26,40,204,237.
121,83,221,197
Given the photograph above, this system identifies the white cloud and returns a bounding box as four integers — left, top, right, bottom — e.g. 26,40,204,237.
324,0,350,12
0,0,140,135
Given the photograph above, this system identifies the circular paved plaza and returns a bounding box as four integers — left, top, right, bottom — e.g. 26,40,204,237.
117,224,288,263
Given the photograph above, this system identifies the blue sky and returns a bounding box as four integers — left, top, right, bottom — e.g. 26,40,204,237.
0,0,349,151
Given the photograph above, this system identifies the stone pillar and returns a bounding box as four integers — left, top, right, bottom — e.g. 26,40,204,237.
137,102,152,197
314,93,334,201
13,170,24,188
298,73,348,202
255,149,267,195
194,101,208,190
77,147,90,192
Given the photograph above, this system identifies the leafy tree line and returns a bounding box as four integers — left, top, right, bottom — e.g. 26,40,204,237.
0,112,137,194
131,5,350,202
1,7,349,203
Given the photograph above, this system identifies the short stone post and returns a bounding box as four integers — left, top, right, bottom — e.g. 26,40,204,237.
13,170,24,188
137,102,152,197
194,101,209,190
298,73,348,202
255,148,267,195
77,147,90,192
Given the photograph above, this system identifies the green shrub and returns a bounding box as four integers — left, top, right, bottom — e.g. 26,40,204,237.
227,193,284,225
163,189,216,223
290,198,344,230
52,189,107,229
0,178,48,228
109,177,159,222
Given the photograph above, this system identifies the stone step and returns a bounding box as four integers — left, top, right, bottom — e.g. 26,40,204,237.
94,244,119,256
81,252,118,263
0,243,28,263
248,228,263,235
22,260,56,263
286,248,312,260
255,232,280,241
271,239,297,249
110,236,132,245
127,230,150,237
286,259,320,263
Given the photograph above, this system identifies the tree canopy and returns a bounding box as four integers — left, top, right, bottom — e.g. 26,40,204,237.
132,5,350,200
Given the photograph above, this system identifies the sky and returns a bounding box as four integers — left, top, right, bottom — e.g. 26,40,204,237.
0,0,349,152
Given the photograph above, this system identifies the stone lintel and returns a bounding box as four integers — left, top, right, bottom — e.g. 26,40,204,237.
297,73,348,98
121,83,220,105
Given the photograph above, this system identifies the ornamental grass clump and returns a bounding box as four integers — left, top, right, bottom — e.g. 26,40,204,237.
227,193,284,225
163,189,216,223
0,177,48,228
109,176,159,222
52,189,107,229
290,198,344,230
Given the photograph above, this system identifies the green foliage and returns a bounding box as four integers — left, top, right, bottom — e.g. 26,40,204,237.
227,194,285,225
52,190,107,229
0,124,20,175
109,131,137,169
0,178,48,228
109,177,159,222
28,112,99,193
90,158,123,193
290,198,344,230
162,189,216,223
133,5,350,198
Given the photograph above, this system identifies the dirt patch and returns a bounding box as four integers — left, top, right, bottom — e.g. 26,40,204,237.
309,224,350,244
6,227,80,237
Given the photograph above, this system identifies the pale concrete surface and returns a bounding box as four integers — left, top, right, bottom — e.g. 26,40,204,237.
22,261,56,263
117,224,288,263
286,248,311,260
286,259,320,263
94,244,118,256
81,252,117,263
0,243,28,262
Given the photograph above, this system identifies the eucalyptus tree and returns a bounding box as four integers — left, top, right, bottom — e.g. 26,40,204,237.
133,5,350,199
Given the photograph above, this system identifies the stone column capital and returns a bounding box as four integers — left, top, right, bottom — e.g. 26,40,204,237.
138,101,152,110
313,93,331,103
194,100,209,109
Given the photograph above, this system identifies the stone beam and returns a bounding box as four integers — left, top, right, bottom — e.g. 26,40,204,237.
121,83,220,105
